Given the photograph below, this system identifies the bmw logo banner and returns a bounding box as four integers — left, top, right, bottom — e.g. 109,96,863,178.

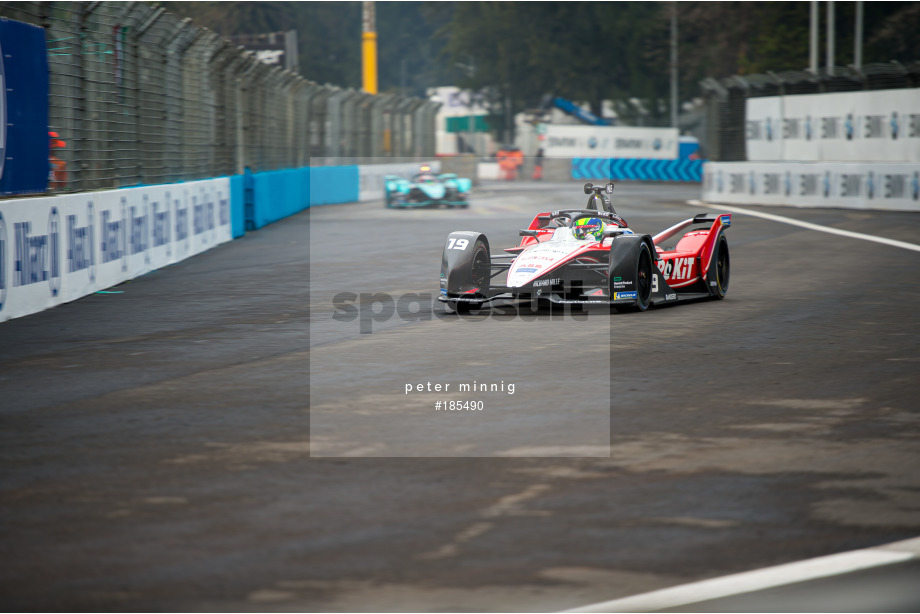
702,162,920,211
745,90,920,164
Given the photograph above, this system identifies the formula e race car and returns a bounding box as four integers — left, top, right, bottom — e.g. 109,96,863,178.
438,182,730,312
385,165,471,208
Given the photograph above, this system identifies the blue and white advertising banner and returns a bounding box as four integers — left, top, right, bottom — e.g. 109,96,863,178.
0,17,50,195
702,161,920,211
746,89,920,163
0,178,231,322
543,125,679,159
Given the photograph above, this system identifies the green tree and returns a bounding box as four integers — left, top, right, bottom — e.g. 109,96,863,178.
162,0,919,135
439,2,550,142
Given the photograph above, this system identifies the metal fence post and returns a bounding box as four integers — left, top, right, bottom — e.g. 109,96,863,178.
235,54,259,174
325,87,345,161
369,94,393,158
309,86,332,163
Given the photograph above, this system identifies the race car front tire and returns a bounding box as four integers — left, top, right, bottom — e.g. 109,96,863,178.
442,233,490,312
448,239,487,313
708,234,730,299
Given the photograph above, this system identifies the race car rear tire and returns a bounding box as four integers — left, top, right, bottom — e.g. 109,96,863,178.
709,234,730,299
614,241,653,313
469,239,490,288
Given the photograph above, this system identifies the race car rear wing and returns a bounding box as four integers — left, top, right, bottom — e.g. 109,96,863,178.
652,213,729,246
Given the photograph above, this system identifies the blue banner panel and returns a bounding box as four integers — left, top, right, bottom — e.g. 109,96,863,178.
309,166,359,206
572,158,704,183
0,18,49,196
228,165,359,231
251,167,311,229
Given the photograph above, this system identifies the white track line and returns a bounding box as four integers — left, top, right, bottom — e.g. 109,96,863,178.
565,536,920,613
687,200,920,253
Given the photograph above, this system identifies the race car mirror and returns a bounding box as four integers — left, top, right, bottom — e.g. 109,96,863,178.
605,183,615,194
583,182,594,195
519,229,539,238
603,227,627,238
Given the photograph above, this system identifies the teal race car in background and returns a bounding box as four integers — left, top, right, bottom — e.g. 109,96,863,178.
384,165,471,208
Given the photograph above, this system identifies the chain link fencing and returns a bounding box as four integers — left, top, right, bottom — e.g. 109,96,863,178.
1,1,440,195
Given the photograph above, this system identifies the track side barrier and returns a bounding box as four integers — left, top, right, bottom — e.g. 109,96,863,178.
572,157,704,182
0,178,233,322
703,161,920,211
231,165,359,231
1,162,430,321
310,166,359,208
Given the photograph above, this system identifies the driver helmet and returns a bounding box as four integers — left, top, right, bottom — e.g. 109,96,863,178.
573,217,605,241
417,165,435,182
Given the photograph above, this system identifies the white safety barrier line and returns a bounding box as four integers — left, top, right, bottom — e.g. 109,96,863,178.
687,200,920,253
565,536,920,613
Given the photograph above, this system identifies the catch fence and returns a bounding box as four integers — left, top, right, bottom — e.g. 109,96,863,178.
1,1,440,194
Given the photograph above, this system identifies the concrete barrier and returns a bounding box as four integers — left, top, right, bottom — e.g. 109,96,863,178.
573,158,703,182
0,178,233,322
703,161,920,211
239,165,361,231
438,155,478,185
0,158,496,321
310,166,359,207
474,157,702,183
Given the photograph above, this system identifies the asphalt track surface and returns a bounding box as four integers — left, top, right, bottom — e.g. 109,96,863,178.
2,181,919,611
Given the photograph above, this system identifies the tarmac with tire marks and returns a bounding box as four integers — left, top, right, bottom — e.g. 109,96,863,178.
1,182,918,611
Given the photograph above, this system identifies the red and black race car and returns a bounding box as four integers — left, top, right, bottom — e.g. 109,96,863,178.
438,182,731,312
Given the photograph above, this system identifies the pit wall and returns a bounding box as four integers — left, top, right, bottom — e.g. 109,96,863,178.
702,162,920,211
0,162,439,321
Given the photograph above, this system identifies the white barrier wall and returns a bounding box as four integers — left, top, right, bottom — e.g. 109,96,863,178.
357,161,441,202
477,162,501,180
543,125,679,159
0,178,231,322
702,162,920,211
746,89,920,162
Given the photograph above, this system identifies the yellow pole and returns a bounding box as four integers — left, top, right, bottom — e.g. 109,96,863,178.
362,1,378,94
